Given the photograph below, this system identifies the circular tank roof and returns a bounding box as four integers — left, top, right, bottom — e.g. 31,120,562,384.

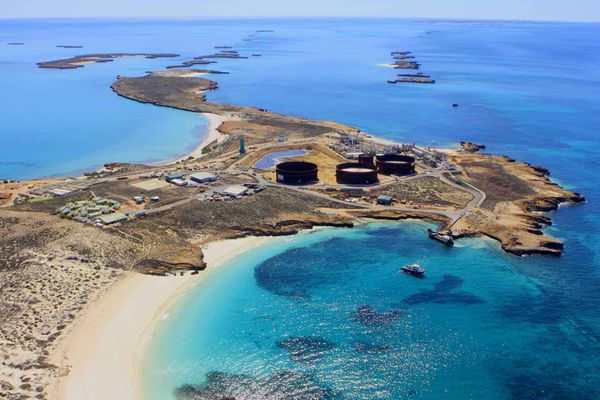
336,162,378,173
276,161,318,172
375,154,415,164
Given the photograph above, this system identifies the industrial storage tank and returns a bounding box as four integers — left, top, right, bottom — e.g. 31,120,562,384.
336,162,379,185
375,154,416,175
358,154,374,165
275,161,318,184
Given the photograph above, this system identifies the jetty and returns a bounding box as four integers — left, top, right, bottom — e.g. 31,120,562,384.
427,228,454,247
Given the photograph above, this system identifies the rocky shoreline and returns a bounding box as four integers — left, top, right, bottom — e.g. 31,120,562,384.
447,152,585,256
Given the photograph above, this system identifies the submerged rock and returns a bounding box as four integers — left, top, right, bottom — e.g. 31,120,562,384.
402,275,484,306
175,370,343,400
277,336,336,363
353,305,404,326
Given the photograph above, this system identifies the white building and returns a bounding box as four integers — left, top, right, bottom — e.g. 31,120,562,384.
223,185,248,197
169,178,188,187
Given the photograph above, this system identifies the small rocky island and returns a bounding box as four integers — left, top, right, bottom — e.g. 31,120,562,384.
386,51,435,84
37,53,179,69
165,50,248,69
388,74,435,84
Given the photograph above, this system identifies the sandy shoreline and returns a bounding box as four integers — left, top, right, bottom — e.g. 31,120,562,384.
151,112,226,167
47,235,273,400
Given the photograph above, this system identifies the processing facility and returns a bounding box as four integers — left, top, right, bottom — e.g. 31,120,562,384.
275,161,319,184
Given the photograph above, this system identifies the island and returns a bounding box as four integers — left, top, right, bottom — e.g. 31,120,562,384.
0,58,584,400
385,51,435,83
36,53,179,69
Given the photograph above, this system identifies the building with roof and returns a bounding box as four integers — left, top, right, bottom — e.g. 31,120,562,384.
49,188,72,197
377,195,393,205
169,178,188,187
190,172,217,184
223,185,248,197
97,212,128,225
165,172,184,182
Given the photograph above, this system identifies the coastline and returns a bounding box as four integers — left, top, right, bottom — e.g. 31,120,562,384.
47,235,273,400
150,112,226,167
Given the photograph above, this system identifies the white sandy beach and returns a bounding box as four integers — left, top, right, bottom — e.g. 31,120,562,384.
152,112,226,167
47,235,272,400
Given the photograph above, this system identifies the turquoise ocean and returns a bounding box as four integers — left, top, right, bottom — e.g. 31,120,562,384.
1,18,599,399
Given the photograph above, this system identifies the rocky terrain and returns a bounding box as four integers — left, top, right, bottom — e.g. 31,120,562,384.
448,152,585,255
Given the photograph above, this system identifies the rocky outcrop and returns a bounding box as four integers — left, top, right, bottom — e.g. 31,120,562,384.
133,259,206,276
223,217,354,239
350,209,451,227
460,141,486,153
449,152,585,256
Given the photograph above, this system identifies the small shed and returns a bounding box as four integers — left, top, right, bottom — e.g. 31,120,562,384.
377,195,393,205
133,195,145,204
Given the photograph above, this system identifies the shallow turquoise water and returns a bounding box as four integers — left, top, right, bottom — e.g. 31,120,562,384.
2,18,600,399
142,222,600,399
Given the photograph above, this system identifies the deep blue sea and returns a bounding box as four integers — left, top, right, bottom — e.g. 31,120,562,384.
2,18,599,399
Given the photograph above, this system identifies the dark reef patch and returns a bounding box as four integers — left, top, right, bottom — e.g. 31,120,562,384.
175,370,344,400
401,275,484,306
433,274,463,291
254,238,354,299
354,341,394,353
277,336,336,363
354,305,404,326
